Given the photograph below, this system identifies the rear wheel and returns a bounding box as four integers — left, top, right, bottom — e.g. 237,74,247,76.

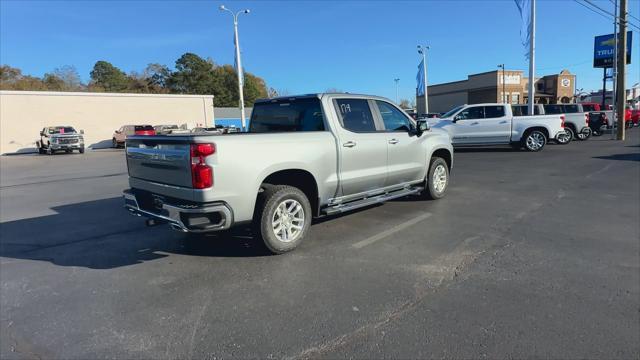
255,185,312,254
523,130,547,152
576,128,591,141
563,126,575,142
79,147,85,154
46,145,53,155
555,130,571,145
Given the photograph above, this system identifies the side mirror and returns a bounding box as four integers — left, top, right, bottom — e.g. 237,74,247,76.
416,119,430,136
40,131,44,136
80,130,84,134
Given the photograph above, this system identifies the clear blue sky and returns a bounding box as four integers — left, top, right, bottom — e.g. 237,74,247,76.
1,0,639,101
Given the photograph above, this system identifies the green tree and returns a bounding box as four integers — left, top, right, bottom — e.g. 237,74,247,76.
168,53,216,94
144,63,171,91
90,61,129,92
243,72,268,106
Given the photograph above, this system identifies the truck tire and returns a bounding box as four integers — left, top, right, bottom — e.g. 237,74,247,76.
79,146,85,154
255,185,312,254
522,130,546,152
419,157,449,200
555,130,571,145
576,127,591,141
563,126,575,141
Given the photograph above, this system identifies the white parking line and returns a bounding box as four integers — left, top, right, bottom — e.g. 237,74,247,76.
352,212,433,249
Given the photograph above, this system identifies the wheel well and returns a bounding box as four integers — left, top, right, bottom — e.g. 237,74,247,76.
260,169,319,216
524,127,549,139
432,149,452,170
564,122,577,132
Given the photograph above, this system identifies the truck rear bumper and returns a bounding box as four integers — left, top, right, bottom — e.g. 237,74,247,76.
123,189,233,233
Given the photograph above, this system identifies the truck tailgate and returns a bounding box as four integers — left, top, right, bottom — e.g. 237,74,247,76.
126,138,193,188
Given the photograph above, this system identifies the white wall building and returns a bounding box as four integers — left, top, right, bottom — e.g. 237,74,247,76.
0,91,215,154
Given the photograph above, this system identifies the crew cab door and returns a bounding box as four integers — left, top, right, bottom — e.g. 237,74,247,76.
373,100,426,186
452,105,510,144
333,98,388,197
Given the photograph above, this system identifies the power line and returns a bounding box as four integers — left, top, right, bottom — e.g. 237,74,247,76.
574,0,640,31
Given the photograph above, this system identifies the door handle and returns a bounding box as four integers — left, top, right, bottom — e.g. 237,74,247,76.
499,120,508,124
343,141,356,148
388,139,399,144
471,121,479,125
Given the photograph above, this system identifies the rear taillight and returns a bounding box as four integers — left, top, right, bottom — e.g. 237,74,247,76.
560,115,565,128
190,143,215,189
585,113,589,126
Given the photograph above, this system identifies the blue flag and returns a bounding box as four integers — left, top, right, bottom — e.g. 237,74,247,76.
514,0,532,60
416,59,425,96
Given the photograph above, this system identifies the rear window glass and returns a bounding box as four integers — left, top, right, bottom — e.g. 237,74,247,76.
544,105,564,114
50,127,76,134
564,105,580,113
249,98,325,133
135,125,154,131
484,106,505,118
582,104,596,112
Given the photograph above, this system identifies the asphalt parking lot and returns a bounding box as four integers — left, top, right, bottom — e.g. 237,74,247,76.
1,131,639,359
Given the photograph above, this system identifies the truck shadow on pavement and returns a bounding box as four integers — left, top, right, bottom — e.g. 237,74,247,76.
593,153,640,162
0,197,273,269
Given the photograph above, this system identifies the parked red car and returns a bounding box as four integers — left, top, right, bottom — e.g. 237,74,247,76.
112,125,155,148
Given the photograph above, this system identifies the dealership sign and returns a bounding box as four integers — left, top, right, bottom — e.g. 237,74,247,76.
593,32,633,68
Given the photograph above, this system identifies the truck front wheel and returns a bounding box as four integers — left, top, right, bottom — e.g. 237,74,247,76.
256,185,312,254
419,157,449,200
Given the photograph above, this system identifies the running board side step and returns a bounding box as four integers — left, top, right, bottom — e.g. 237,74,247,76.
322,187,422,215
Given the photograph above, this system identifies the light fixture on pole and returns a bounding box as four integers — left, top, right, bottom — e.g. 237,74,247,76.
394,78,400,104
417,45,429,114
220,5,250,131
497,64,506,103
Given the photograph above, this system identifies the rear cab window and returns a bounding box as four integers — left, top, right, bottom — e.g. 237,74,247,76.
135,125,154,131
544,105,564,114
334,99,377,132
564,105,580,113
249,97,326,133
484,106,506,118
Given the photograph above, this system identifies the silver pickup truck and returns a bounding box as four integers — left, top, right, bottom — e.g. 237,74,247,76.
123,93,454,253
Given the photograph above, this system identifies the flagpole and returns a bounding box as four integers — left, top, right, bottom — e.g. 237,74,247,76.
527,0,535,115
423,49,429,114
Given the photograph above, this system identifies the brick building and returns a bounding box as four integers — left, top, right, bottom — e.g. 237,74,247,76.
418,69,576,114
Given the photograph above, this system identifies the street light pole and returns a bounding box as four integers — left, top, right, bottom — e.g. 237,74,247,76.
417,45,429,114
394,78,400,104
498,64,506,103
220,5,250,131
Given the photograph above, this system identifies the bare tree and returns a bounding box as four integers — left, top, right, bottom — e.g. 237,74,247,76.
52,65,83,90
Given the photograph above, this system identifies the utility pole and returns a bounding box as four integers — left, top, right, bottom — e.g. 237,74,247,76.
611,0,618,139
498,64,506,103
220,5,250,131
616,0,627,140
527,0,536,115
394,78,400,104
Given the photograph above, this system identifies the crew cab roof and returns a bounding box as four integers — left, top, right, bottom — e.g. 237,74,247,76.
253,93,395,104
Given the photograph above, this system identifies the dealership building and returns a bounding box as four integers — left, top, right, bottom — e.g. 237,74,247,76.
418,69,576,114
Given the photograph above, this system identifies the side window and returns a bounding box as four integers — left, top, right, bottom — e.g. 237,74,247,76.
375,101,412,132
335,99,377,132
484,106,506,118
455,106,484,120
512,106,523,117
